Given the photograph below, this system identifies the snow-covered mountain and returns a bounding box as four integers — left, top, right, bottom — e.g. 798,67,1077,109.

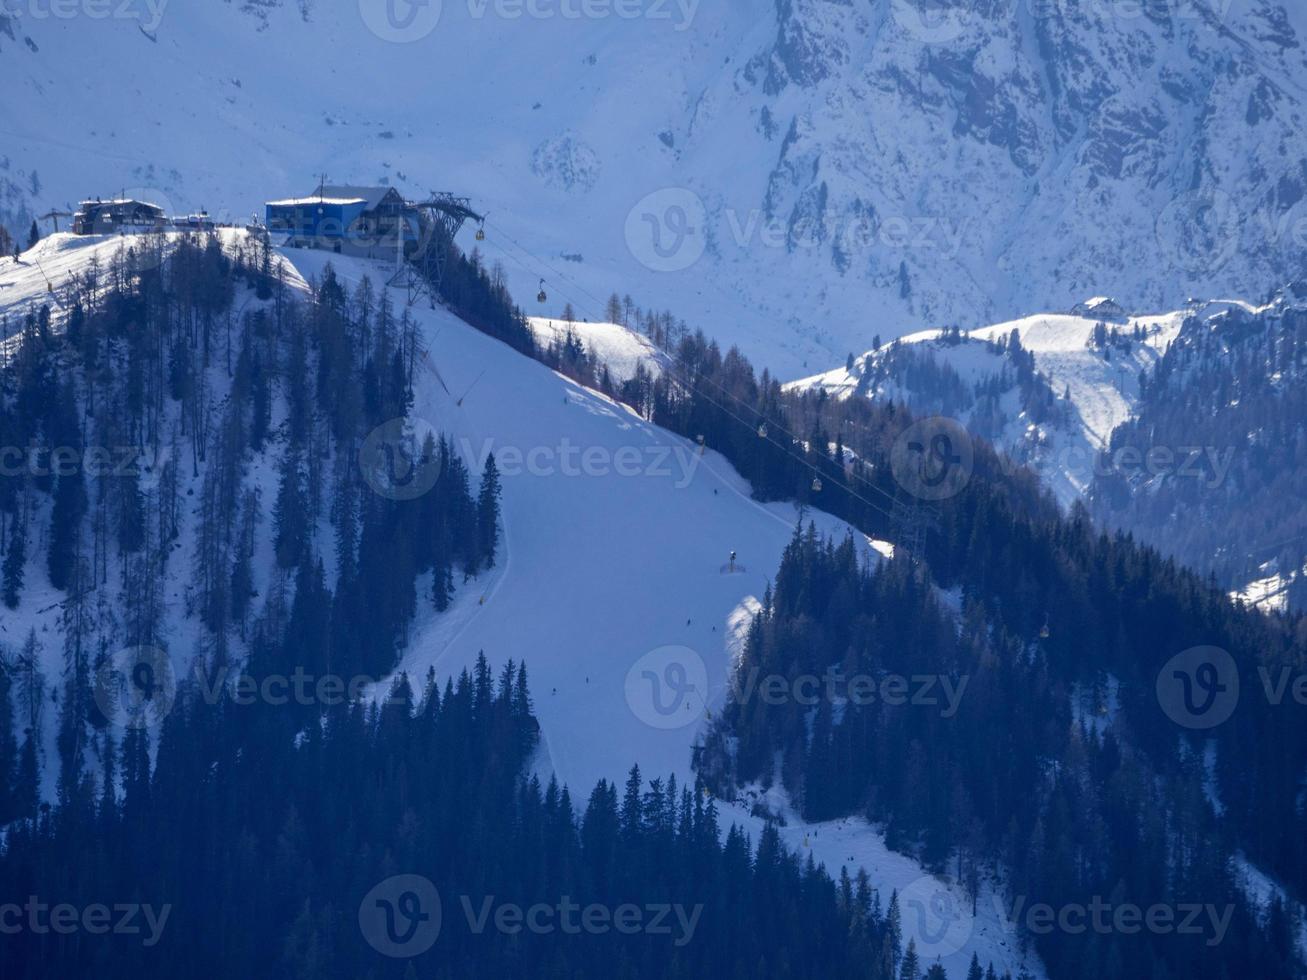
0,232,1044,979
1092,284,1307,611
5,0,1307,373
791,287,1307,609
790,299,1191,505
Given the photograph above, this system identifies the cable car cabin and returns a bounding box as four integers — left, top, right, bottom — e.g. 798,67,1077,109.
72,198,167,235
265,185,420,258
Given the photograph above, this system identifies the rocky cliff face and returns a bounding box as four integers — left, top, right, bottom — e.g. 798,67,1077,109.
2,0,1306,372
742,0,1307,327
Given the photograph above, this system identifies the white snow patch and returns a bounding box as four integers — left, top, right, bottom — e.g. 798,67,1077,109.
527,315,669,384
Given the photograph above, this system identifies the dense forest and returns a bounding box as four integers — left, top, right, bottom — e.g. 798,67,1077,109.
0,231,1024,979
0,233,503,671
3,649,942,979
699,526,1295,978
841,327,1068,445
2,229,1306,978
544,308,1307,979
1090,296,1307,611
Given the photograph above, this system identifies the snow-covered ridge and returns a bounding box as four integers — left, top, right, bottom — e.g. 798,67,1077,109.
789,302,1194,505
790,286,1307,610
526,315,669,384
0,230,308,343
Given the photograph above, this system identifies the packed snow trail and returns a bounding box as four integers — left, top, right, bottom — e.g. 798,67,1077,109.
281,247,864,794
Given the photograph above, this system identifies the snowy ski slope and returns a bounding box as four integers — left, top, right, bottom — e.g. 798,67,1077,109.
0,232,1047,978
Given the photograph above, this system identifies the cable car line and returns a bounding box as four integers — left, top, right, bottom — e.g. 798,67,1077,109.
467,220,914,531
479,216,911,516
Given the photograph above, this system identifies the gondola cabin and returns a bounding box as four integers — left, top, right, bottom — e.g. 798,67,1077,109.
72,198,167,235
265,185,420,257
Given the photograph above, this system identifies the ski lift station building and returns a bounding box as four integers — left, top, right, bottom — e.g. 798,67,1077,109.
72,198,167,235
265,185,420,256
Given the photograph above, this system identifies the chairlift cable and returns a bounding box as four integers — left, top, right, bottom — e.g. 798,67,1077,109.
483,226,899,523
487,219,907,512
456,369,488,407
475,220,904,527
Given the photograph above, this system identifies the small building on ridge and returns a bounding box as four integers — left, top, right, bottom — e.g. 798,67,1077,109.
265,184,420,256
72,198,167,235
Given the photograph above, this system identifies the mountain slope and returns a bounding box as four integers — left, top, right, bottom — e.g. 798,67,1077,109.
790,301,1193,504
4,0,1307,373
1090,285,1307,611
0,233,1043,979
791,287,1307,609
284,244,864,794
